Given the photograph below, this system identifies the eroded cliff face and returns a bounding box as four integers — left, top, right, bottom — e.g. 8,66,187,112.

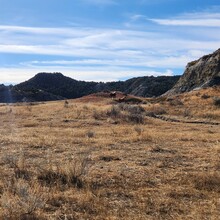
166,49,220,95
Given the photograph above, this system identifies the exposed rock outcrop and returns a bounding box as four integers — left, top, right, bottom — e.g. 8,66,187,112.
165,49,220,95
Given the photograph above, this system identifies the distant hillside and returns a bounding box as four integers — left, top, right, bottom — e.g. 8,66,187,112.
16,72,97,99
0,84,64,103
166,48,220,95
0,73,180,103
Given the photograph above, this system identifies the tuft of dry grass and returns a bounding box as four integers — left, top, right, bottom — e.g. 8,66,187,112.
192,173,220,192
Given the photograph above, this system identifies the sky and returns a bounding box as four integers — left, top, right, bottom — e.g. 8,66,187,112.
0,0,220,84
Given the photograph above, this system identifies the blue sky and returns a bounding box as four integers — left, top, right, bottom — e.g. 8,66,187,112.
0,0,220,84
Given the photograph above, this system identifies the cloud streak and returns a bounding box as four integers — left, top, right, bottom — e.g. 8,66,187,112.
0,25,218,57
150,12,220,27
151,18,220,27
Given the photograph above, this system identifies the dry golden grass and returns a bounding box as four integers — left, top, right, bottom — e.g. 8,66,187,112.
0,87,220,219
145,86,220,121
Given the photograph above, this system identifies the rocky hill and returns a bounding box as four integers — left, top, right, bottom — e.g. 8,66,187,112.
166,48,220,95
0,73,180,103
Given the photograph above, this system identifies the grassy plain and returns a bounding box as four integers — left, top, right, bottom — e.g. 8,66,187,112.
0,87,220,219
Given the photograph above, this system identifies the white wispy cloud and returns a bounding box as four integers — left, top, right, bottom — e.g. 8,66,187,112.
20,54,197,69
151,19,220,27
150,12,220,27
0,25,218,58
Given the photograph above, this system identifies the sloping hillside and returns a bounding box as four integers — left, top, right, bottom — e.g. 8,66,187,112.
15,72,98,99
0,73,180,103
166,48,220,95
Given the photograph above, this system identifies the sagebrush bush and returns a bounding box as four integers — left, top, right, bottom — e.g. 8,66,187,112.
151,106,167,115
117,103,145,114
38,155,90,189
126,112,145,124
193,173,220,192
86,130,95,138
201,94,210,99
134,126,143,135
213,97,220,106
3,154,31,181
107,104,145,124
93,109,105,120
145,105,166,116
183,108,191,117
64,100,69,108
0,180,46,219
106,105,121,118
169,99,183,106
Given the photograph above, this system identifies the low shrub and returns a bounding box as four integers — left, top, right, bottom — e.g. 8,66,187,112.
134,126,143,135
118,103,145,115
37,155,90,189
0,180,46,219
169,99,184,106
86,131,95,138
3,154,31,181
213,97,220,106
107,104,145,124
193,173,220,192
201,94,210,99
146,105,166,116
38,170,83,188
93,109,105,120
64,100,69,108
152,106,167,115
106,105,121,118
126,113,145,124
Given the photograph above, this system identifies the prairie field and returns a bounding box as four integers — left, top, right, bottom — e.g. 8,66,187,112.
0,87,220,220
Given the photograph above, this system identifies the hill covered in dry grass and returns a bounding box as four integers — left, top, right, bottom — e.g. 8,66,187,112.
0,86,219,219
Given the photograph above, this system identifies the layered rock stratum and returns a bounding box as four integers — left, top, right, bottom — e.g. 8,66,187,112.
166,49,220,95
